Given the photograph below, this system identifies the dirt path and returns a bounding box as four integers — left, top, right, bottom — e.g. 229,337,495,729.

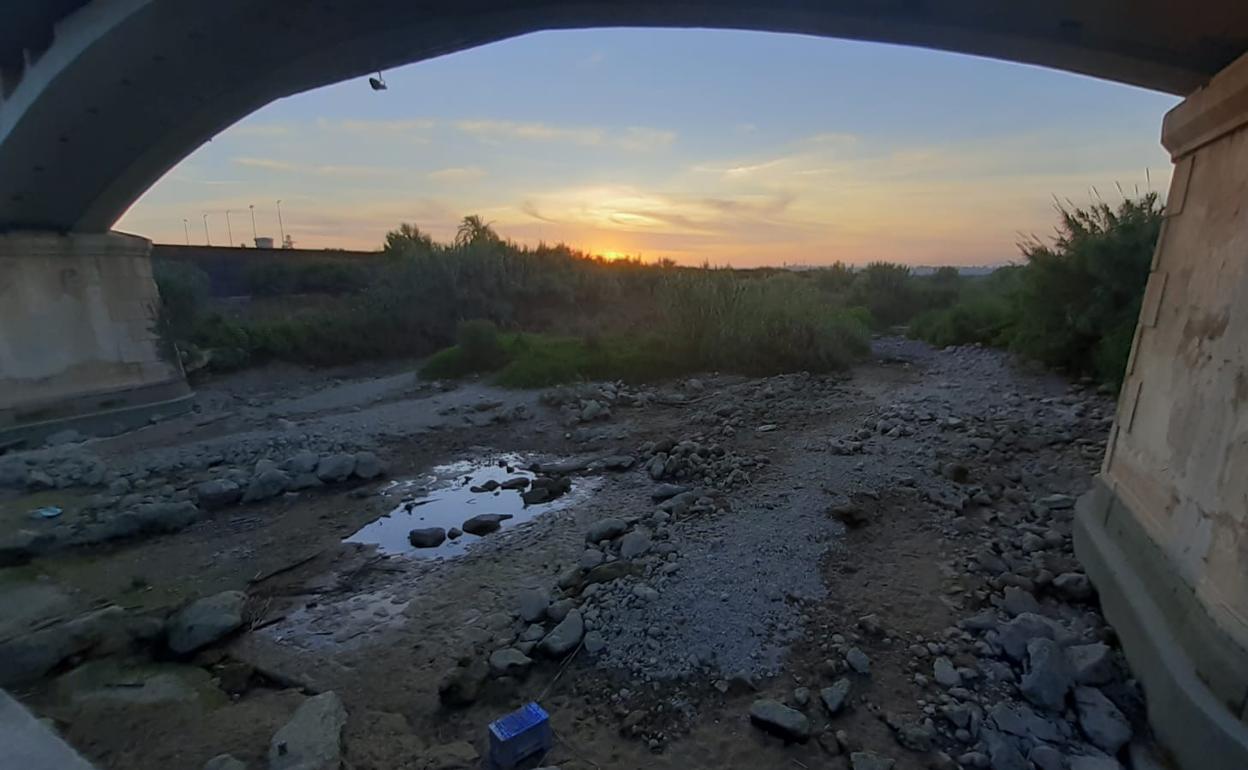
0,339,1155,770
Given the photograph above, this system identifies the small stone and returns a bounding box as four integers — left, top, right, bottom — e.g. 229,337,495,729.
195,479,242,509
583,631,606,654
488,648,532,677
1054,572,1094,601
619,531,652,559
846,647,871,675
585,518,628,542
849,751,896,770
933,657,961,688
748,699,811,742
792,687,810,707
1074,686,1132,754
651,483,690,501
579,549,604,569
1001,586,1041,616
269,691,347,770
546,598,574,622
820,678,852,715
408,528,446,548
1066,642,1115,685
242,468,289,503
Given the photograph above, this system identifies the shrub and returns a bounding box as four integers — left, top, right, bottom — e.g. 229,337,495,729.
456,319,505,369
152,260,210,352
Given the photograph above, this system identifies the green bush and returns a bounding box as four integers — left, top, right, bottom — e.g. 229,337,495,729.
152,260,211,354
245,261,371,296
456,319,504,369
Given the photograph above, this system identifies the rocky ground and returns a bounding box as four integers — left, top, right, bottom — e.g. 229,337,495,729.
0,339,1167,770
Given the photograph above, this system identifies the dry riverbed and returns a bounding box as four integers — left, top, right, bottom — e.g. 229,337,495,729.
0,340,1163,770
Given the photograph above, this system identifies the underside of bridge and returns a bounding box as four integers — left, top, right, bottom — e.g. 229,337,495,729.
1,2,1247,768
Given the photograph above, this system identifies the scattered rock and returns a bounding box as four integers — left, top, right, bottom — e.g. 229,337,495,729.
166,590,247,655
585,518,628,542
538,609,584,657
1020,638,1073,711
315,454,356,483
195,479,242,509
651,483,690,501
583,631,606,654
1074,686,1132,754
849,751,896,770
820,678,852,715
1053,572,1094,601
933,657,961,688
461,513,512,536
748,699,811,743
846,647,871,675
1066,642,1115,685
242,469,290,503
488,648,532,678
619,530,652,559
269,691,347,770
408,528,447,548
0,606,127,687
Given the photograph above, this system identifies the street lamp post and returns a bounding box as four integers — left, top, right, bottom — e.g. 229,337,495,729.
249,204,258,243
182,218,190,245
276,199,285,246
202,213,211,246
225,210,235,246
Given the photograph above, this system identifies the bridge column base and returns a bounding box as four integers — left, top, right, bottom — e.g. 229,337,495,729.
0,231,191,445
1073,50,1248,770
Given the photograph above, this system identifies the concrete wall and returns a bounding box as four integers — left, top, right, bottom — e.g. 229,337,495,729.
0,232,187,431
151,244,383,297
1076,50,1248,770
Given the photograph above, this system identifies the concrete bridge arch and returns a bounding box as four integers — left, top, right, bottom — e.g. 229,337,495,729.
1,4,1248,769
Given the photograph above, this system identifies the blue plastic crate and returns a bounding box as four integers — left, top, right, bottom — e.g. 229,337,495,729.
487,702,553,769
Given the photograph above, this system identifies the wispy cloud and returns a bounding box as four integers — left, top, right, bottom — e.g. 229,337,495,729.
427,166,487,183
232,157,398,178
315,117,435,141
455,120,675,151
230,123,292,138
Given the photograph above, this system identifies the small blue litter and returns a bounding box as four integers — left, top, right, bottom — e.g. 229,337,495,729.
487,702,553,769
32,505,62,519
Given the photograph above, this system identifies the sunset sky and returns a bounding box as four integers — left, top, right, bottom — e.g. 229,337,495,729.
116,28,1179,267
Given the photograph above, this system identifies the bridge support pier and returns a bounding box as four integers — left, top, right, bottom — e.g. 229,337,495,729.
0,231,190,444
1075,51,1248,770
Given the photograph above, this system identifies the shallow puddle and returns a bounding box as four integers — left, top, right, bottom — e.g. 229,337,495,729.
344,454,587,558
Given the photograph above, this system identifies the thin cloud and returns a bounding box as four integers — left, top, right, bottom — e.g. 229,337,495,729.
316,117,435,141
455,120,674,151
230,123,292,138
232,157,398,178
427,166,487,183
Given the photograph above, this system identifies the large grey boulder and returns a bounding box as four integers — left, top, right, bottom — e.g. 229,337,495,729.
243,469,290,503
1074,686,1132,754
281,450,320,475
269,691,347,770
196,479,242,509
315,454,356,483
166,591,246,655
748,699,811,742
538,609,584,657
488,648,533,677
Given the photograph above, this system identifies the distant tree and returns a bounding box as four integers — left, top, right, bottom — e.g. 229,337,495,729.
850,261,917,327
455,215,500,247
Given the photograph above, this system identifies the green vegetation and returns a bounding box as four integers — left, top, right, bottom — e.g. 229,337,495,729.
909,194,1163,389
158,194,1160,391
